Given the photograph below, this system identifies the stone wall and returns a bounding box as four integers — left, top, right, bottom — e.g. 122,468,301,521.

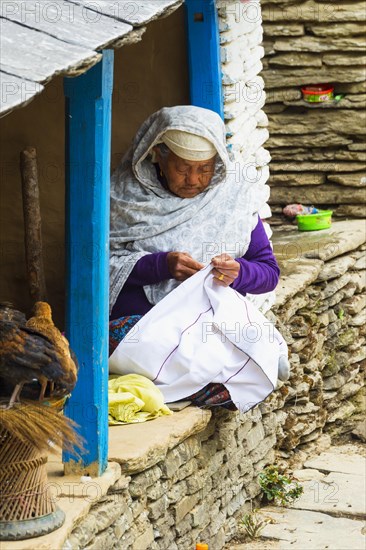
64,223,365,550
260,0,366,221
270,223,365,449
218,0,270,192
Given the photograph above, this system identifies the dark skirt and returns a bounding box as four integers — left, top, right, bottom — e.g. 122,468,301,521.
109,315,143,357
109,316,237,410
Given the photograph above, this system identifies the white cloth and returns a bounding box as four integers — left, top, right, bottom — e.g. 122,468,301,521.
109,266,287,412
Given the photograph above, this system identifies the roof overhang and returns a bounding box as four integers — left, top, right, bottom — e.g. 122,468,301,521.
0,0,183,116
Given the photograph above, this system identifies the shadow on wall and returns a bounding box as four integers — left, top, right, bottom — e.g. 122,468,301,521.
0,6,189,327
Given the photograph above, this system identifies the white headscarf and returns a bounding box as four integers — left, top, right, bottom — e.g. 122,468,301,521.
161,129,217,161
110,105,269,312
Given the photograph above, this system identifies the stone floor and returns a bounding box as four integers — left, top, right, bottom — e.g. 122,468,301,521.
228,442,366,550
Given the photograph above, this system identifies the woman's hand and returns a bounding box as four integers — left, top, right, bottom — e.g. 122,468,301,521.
167,252,204,281
211,253,240,286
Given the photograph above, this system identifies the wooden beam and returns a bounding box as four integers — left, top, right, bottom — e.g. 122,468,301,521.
20,146,48,303
63,50,113,476
185,0,224,118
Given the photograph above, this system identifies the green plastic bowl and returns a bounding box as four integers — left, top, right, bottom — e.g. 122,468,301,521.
296,210,333,231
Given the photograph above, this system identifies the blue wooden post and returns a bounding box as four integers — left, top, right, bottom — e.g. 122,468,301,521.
63,50,113,476
185,0,224,118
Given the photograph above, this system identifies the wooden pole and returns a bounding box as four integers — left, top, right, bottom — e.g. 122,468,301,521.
20,146,47,302
185,0,224,119
63,50,113,476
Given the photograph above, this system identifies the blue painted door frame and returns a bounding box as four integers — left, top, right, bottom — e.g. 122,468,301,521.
63,51,113,476
185,0,224,118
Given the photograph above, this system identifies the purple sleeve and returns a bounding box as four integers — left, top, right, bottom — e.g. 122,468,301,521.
231,218,280,295
126,252,172,285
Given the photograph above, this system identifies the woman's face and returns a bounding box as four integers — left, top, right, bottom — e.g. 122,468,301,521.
154,148,216,199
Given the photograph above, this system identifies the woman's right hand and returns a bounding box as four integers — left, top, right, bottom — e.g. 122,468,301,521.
167,252,204,281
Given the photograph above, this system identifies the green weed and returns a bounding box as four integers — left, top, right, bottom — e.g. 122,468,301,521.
240,508,272,540
258,465,304,506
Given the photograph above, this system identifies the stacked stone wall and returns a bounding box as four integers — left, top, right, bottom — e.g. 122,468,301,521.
64,239,365,550
65,407,281,550
218,0,271,188
260,0,366,221
270,244,366,451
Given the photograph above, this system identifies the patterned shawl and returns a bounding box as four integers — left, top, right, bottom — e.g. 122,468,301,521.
110,105,269,311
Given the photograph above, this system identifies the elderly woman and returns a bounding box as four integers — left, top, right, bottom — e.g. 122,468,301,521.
109,105,288,411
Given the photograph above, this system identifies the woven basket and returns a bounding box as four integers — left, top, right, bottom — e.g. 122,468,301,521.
0,427,65,540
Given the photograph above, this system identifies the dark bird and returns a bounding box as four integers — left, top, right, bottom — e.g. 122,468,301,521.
26,302,78,397
0,321,67,407
0,302,78,407
0,321,62,406
0,303,82,453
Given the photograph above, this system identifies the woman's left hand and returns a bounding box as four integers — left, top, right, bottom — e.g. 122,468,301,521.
211,253,240,286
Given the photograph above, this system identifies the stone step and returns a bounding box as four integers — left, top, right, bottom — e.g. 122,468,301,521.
228,444,366,549
229,507,365,549
290,471,365,518
260,507,365,550
304,445,366,476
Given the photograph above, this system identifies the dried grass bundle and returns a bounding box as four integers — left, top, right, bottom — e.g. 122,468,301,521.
0,400,84,454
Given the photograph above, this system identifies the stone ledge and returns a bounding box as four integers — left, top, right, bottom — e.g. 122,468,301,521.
274,257,323,308
272,220,366,307
273,220,366,262
109,406,212,474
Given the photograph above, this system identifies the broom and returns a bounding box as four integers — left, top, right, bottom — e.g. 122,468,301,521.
0,400,84,454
